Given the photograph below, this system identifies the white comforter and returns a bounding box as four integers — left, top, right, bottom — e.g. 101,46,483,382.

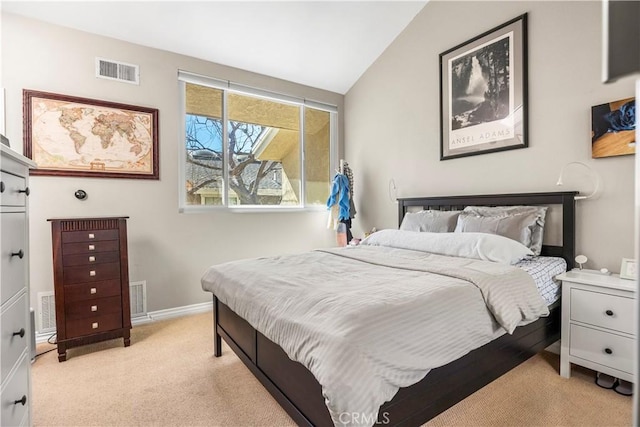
201,238,549,427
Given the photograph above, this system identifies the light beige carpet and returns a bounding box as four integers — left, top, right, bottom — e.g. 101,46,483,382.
32,312,632,426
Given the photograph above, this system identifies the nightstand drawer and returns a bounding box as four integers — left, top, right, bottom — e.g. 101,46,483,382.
66,312,123,338
570,324,634,374
1,293,28,384
65,296,122,320
61,229,119,243
570,288,635,335
63,262,121,285
1,212,26,305
0,353,29,427
0,171,27,207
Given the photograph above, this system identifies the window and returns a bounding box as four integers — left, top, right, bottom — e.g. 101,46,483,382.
179,71,336,210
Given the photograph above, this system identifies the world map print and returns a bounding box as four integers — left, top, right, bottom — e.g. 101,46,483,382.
29,96,156,176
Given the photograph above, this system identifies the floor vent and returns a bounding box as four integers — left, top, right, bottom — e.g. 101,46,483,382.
129,281,147,318
96,57,139,84
37,291,56,333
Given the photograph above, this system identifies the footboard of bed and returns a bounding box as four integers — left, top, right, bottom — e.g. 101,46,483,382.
211,295,561,427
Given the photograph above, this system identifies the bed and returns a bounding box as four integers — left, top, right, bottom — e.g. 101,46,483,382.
202,191,577,427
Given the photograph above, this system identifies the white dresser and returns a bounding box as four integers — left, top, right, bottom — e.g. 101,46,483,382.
1,143,35,427
557,270,636,382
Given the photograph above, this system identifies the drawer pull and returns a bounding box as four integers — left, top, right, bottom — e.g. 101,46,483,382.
90,287,97,294
0,181,4,193
12,328,25,338
604,348,613,355
605,310,614,316
91,305,98,312
88,233,95,239
13,395,27,406
88,244,95,251
18,187,30,196
92,322,99,329
89,256,96,262
89,270,96,277
11,249,24,259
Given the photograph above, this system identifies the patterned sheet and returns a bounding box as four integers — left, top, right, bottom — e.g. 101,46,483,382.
516,256,567,305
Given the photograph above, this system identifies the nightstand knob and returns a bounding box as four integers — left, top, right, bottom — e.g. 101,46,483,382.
13,395,26,406
18,187,30,196
605,310,614,316
12,328,25,338
604,348,613,355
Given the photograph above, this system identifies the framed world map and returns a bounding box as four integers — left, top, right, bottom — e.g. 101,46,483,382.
23,90,159,179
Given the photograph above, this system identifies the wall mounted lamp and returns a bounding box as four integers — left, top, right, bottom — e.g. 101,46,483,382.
556,161,602,200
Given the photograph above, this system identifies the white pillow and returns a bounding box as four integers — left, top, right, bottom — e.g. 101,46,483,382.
360,229,533,265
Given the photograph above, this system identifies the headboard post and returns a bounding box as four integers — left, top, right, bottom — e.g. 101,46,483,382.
397,191,578,268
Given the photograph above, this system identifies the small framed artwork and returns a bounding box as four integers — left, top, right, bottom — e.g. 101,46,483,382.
591,97,636,158
23,89,159,179
439,14,528,160
619,257,637,280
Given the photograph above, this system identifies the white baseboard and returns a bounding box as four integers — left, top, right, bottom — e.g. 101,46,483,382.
35,301,213,344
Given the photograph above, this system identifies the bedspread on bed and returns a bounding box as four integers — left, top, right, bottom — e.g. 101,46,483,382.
201,246,549,427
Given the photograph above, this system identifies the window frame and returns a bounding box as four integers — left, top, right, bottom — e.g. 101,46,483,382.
178,71,338,213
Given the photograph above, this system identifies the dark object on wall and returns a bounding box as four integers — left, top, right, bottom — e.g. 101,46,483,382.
47,217,132,362
74,189,88,200
23,90,159,179
603,0,640,83
592,97,636,158
440,14,528,160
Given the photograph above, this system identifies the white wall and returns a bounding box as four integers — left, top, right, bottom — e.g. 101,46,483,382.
1,13,343,317
345,1,637,272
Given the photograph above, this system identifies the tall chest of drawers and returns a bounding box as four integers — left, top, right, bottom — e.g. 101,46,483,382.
1,144,35,427
48,217,131,362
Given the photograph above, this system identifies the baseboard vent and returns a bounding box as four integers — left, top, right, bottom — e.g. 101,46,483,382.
129,281,147,318
37,291,56,333
96,57,140,84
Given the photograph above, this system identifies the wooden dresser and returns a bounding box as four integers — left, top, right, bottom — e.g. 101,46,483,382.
48,217,131,362
1,144,35,427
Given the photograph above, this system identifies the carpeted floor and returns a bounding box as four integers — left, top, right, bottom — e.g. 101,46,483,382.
32,312,632,426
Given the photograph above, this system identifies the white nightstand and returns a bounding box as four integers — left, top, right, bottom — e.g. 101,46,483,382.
557,271,636,382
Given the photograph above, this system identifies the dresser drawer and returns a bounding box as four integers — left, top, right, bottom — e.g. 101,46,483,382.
65,295,122,320
64,279,121,303
570,324,634,374
62,229,119,243
0,352,29,427
66,312,123,338
63,251,120,267
62,240,119,255
1,293,28,384
570,288,635,335
0,171,27,207
1,212,26,305
63,262,121,285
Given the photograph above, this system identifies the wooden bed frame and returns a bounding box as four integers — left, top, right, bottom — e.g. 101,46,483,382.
210,191,577,426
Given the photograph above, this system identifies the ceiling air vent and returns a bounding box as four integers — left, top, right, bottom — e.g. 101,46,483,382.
96,57,139,85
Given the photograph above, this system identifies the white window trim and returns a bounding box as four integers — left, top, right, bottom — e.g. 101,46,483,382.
178,70,338,213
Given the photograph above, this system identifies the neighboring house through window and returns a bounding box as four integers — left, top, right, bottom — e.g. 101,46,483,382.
179,71,337,210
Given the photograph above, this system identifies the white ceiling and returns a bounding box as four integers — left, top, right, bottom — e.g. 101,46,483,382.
1,1,427,94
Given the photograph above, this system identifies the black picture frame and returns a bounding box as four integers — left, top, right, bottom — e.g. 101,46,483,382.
440,14,528,161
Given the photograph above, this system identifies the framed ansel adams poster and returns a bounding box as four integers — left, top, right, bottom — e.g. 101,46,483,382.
440,14,528,160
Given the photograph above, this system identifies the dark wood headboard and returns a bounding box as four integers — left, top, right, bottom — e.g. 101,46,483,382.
397,192,578,268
